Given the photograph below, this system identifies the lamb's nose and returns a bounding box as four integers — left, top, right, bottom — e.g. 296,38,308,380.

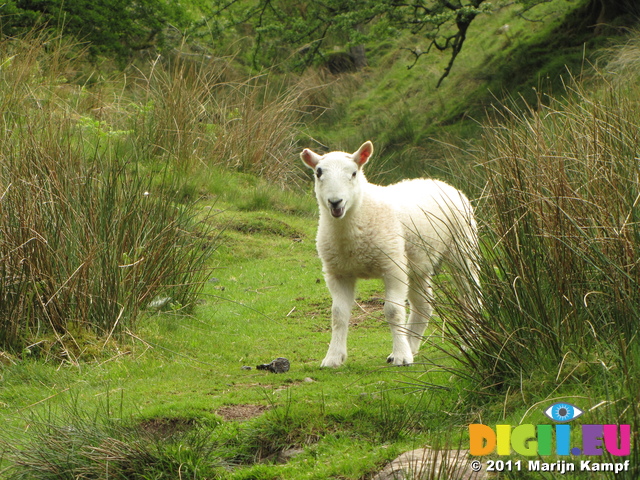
328,199,345,218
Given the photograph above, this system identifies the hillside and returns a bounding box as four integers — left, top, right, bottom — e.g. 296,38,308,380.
295,0,632,180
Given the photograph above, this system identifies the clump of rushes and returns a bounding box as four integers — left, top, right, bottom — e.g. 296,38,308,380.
0,32,216,354
128,53,307,187
433,70,640,389
0,23,312,355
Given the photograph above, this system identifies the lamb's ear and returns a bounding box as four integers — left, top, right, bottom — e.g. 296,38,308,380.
301,148,321,169
353,141,373,167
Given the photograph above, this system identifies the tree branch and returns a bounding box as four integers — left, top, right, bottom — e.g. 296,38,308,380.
436,13,475,87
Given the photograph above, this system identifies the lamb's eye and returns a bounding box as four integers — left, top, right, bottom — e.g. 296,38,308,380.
351,171,357,179
316,168,323,178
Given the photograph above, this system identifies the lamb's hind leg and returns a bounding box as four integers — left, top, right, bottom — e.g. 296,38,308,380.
384,275,413,366
406,274,433,356
321,275,356,368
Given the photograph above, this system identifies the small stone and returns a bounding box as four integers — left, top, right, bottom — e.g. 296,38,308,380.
372,448,486,480
277,447,304,463
256,357,290,373
241,366,252,370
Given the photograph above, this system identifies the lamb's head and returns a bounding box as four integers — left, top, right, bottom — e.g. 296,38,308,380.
300,141,373,219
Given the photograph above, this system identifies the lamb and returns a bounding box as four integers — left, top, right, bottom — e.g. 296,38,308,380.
301,140,480,367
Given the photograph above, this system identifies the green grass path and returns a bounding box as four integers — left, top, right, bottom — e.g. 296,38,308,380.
1,200,459,478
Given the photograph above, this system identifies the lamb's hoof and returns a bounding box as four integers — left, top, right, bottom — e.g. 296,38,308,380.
256,357,290,373
320,360,343,368
321,353,346,368
386,355,412,366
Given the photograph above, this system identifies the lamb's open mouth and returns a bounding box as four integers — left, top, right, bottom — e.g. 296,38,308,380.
330,206,345,218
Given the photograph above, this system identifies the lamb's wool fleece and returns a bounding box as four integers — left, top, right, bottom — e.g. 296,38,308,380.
317,177,474,282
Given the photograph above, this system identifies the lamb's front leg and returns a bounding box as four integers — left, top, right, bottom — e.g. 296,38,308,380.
321,275,356,367
384,275,413,366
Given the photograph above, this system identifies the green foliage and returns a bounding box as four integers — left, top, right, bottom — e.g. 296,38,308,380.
304,0,626,184
0,28,313,354
3,388,435,479
200,0,592,83
0,208,453,477
0,32,217,353
0,0,188,62
0,21,320,352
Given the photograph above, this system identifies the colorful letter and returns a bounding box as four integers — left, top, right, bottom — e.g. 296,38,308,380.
469,424,496,456
511,424,537,456
496,425,511,455
582,424,604,455
537,424,552,456
604,425,630,456
556,424,571,455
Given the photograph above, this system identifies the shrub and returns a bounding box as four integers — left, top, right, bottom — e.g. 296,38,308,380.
130,56,307,188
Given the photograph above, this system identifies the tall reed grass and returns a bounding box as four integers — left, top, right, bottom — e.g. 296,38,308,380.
420,55,640,475
0,33,220,355
128,56,306,186
432,48,640,406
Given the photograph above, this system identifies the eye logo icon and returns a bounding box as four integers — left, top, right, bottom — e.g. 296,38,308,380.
544,403,583,423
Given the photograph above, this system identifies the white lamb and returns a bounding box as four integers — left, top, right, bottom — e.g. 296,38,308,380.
301,140,480,367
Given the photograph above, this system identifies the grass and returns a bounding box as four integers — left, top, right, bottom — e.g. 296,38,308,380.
415,40,640,477
0,27,316,354
1,201,466,479
3,397,227,479
1,31,439,478
451,71,640,388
